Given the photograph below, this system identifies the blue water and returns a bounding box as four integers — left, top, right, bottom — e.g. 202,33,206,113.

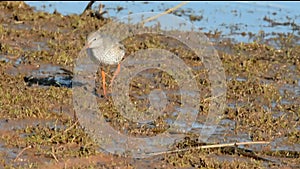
25,1,300,42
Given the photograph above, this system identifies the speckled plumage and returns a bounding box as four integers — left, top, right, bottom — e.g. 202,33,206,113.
86,32,125,65
85,31,125,97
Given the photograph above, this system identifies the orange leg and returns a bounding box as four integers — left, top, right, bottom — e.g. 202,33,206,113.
101,70,107,98
110,63,121,87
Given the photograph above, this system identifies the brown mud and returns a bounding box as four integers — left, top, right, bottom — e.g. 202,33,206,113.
0,2,299,168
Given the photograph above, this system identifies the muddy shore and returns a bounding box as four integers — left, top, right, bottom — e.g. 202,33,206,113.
0,2,299,168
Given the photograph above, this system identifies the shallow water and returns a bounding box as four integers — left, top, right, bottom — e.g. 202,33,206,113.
25,1,300,43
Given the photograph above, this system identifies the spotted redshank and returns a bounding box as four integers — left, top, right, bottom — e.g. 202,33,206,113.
85,31,125,97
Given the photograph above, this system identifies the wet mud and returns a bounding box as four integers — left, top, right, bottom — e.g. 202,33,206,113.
0,1,299,168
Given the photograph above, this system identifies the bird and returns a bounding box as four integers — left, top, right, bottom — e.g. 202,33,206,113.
84,31,125,98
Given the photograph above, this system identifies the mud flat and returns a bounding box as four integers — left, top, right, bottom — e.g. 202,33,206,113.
0,2,299,168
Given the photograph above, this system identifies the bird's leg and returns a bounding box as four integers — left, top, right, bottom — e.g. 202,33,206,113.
109,63,121,87
101,70,107,98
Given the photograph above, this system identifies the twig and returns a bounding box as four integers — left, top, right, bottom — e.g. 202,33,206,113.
99,3,103,14
51,146,59,162
14,145,33,162
48,120,79,142
202,93,226,102
141,1,190,25
148,141,270,156
63,120,79,133
81,1,95,15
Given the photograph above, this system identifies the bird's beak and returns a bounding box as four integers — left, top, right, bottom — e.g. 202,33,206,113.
83,42,91,50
